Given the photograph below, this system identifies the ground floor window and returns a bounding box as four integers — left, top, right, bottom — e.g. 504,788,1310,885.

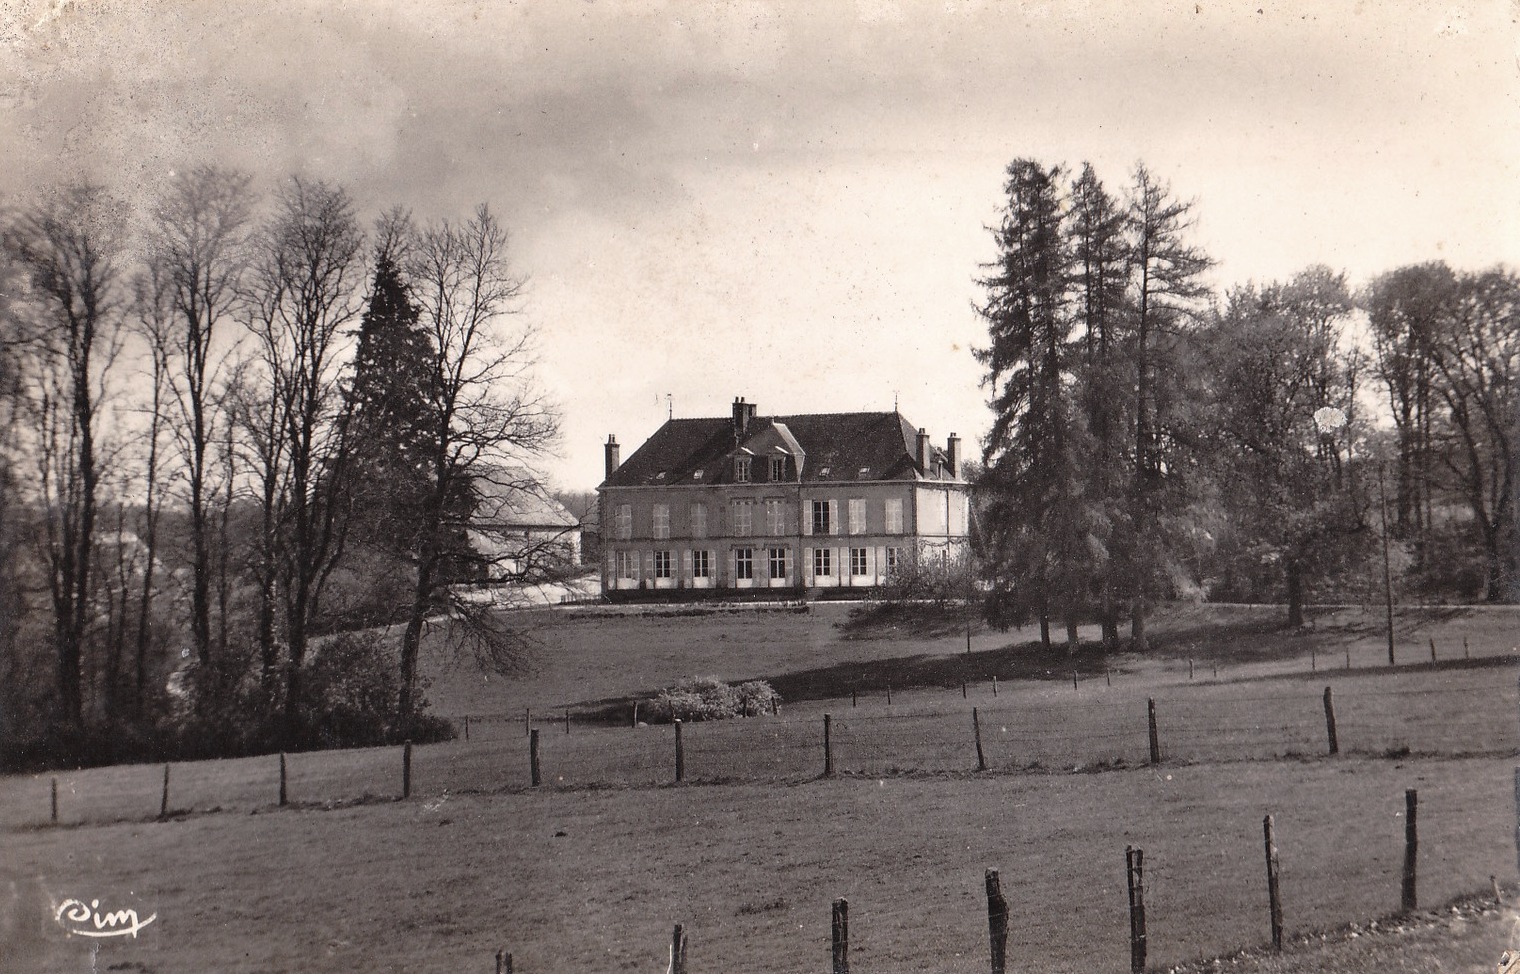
735,548,754,580
692,549,711,578
768,547,788,580
884,547,902,572
813,547,832,577
616,550,638,579
850,547,868,576
653,550,673,578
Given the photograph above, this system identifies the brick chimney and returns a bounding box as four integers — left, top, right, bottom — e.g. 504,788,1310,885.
604,434,621,480
732,397,757,441
917,427,932,475
946,433,960,478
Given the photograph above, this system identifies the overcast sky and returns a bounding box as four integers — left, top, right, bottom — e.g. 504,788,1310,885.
3,0,1517,489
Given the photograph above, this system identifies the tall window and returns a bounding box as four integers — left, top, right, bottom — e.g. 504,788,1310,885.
735,548,754,580
885,547,902,572
652,504,670,540
693,550,712,578
653,550,673,578
731,499,753,536
690,502,708,539
850,547,868,576
768,547,788,580
735,457,752,483
616,550,638,579
770,456,786,481
765,498,786,535
848,498,866,535
884,498,904,534
813,547,833,577
615,503,633,540
811,499,835,535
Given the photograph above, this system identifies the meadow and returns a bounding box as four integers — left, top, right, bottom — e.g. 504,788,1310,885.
4,601,1519,973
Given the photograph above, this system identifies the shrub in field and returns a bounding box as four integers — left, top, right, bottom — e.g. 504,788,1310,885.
644,677,780,722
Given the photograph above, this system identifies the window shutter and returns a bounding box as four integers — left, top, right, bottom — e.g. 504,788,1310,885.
803,501,813,536
828,499,839,536
729,548,737,583
643,552,652,580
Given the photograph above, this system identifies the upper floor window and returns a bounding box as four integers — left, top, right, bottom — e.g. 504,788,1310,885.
770,456,787,481
735,457,752,483
884,498,904,535
764,498,787,536
690,503,708,539
731,499,753,536
615,504,633,540
652,504,670,540
848,498,866,535
811,499,837,536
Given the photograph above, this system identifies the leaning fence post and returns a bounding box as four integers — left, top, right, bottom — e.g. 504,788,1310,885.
50,777,58,824
1323,687,1339,755
674,719,685,783
823,713,834,777
279,752,288,806
529,730,541,787
831,897,850,974
1430,638,1437,663
973,707,987,772
464,715,470,740
670,923,688,974
402,741,413,798
1403,788,1418,912
992,675,999,696
1147,699,1160,765
1264,814,1284,951
632,701,639,727
565,709,571,734
1126,846,1147,974
986,867,1008,974
495,949,513,974
159,763,171,818
524,707,531,736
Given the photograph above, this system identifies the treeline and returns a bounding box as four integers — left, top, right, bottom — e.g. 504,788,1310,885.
0,169,560,769
975,159,1519,649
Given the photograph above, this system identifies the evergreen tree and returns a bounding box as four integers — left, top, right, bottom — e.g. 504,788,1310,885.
975,160,1097,648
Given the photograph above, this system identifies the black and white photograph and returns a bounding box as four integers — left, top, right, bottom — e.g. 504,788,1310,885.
2,1,1520,971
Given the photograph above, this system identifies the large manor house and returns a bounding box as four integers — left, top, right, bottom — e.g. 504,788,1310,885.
597,398,970,597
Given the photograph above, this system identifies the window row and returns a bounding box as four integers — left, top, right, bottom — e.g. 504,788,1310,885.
610,546,903,581
610,497,906,540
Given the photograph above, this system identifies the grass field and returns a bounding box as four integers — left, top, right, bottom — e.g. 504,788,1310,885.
4,601,1520,973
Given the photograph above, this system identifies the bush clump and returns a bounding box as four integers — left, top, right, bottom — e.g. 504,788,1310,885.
644,677,780,723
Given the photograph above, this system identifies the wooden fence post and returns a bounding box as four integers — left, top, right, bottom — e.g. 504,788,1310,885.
852,688,857,708
159,763,170,818
886,684,892,705
1190,658,1195,680
832,897,850,974
1323,687,1339,755
529,730,541,787
962,679,968,699
1147,699,1160,765
674,719,685,783
770,696,778,716
279,752,288,806
50,777,58,824
986,867,1008,974
824,714,834,777
1310,649,1316,672
464,715,470,740
1403,788,1418,912
670,923,688,974
524,707,531,736
565,709,571,734
1513,768,1520,880
1464,636,1470,659
1126,846,1147,974
1105,666,1111,687
495,949,513,974
1430,638,1437,663
992,675,998,697
1264,814,1284,951
403,741,413,799
973,707,987,772
1345,647,1351,670
632,701,639,727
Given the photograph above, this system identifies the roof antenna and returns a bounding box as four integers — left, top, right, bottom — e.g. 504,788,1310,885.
893,389,899,412
666,393,673,420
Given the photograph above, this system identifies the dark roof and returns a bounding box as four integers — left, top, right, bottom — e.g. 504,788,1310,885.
600,411,962,489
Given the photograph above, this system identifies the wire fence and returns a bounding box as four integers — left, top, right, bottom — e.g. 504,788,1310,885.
9,662,1516,829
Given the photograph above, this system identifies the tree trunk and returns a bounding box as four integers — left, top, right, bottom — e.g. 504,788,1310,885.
1130,602,1148,653
1039,612,1051,650
1286,559,1305,627
1066,614,1079,650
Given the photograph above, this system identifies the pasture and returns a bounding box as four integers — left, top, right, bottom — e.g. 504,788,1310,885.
4,601,1520,973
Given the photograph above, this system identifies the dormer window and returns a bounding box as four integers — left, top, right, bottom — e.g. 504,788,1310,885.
857,467,871,479
693,470,704,481
735,457,751,483
770,456,786,481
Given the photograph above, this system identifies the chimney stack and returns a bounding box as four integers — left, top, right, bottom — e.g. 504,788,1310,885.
732,397,757,441
946,433,960,478
917,427,932,475
604,434,621,480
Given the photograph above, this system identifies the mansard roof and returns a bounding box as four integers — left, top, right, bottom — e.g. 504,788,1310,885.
600,411,961,489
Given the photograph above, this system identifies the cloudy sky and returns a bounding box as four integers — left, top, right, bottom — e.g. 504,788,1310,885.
3,0,1517,489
